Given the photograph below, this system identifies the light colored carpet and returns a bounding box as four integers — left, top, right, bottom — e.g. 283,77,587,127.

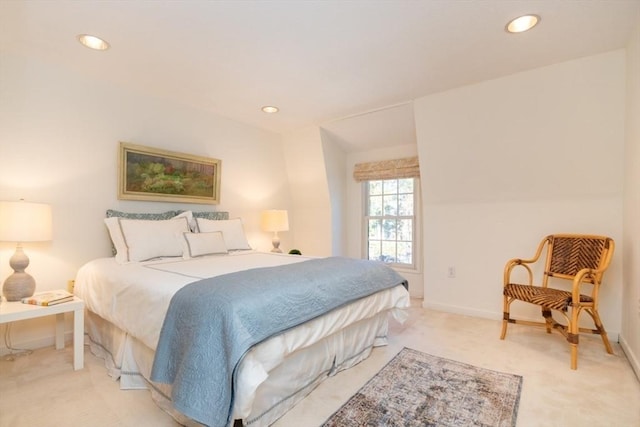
322,347,522,427
1,300,639,427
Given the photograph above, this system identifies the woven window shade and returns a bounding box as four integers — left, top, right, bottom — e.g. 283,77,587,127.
353,156,420,182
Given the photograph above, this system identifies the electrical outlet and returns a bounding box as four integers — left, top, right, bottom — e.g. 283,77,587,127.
67,279,75,294
447,266,456,278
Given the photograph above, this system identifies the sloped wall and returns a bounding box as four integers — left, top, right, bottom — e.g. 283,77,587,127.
281,126,332,256
414,50,626,334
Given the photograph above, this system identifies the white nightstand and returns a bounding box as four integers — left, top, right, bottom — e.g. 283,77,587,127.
0,296,84,370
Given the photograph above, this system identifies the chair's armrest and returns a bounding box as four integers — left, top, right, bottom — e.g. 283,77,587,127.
503,237,550,287
504,258,535,286
571,267,607,303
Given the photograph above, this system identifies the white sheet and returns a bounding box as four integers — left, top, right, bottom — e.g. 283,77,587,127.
75,251,410,425
75,251,311,350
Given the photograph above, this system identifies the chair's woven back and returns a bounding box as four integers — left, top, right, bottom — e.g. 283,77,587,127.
547,235,610,283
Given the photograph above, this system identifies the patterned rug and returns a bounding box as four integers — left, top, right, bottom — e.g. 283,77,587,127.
322,347,522,427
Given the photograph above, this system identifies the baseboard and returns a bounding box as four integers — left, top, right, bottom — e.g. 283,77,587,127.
422,300,498,321
422,300,621,342
619,334,640,381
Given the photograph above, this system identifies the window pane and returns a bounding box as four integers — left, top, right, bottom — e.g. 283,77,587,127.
398,194,413,216
369,195,382,216
398,178,413,194
382,219,396,240
381,241,397,263
383,179,397,194
383,195,397,216
364,177,416,267
368,180,382,195
397,242,412,264
368,219,381,240
397,219,412,241
368,240,381,261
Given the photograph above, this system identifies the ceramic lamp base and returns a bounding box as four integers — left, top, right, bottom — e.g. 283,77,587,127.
3,244,37,301
3,272,36,301
271,234,282,253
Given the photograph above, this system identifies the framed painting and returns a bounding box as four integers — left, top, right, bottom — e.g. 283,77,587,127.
118,142,221,204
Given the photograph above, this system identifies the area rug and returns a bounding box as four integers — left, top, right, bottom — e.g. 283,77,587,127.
322,347,522,427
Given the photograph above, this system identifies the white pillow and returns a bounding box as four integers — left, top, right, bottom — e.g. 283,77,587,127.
195,218,251,250
118,217,190,262
173,210,195,231
182,231,228,258
104,217,129,264
105,212,192,263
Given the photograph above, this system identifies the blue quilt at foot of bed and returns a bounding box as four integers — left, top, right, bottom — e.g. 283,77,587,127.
150,256,407,427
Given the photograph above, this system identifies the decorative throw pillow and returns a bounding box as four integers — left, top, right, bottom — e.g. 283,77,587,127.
119,217,191,262
195,218,251,250
182,231,228,258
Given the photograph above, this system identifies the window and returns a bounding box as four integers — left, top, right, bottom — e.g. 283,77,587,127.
365,178,417,268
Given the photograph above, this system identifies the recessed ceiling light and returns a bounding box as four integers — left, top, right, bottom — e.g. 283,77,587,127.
506,15,540,33
77,34,110,51
261,106,279,114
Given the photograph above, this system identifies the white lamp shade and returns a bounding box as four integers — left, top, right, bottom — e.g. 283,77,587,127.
261,210,289,232
0,201,53,242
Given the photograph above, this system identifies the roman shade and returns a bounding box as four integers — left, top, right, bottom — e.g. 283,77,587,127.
353,156,420,182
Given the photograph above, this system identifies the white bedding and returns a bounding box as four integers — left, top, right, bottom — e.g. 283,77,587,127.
75,251,410,426
76,251,314,350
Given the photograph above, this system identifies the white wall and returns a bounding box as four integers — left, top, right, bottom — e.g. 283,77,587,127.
0,53,291,350
320,129,348,256
281,126,332,256
414,50,626,335
345,144,423,298
622,22,640,377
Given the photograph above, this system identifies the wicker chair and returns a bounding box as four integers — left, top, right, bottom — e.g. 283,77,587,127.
500,234,614,369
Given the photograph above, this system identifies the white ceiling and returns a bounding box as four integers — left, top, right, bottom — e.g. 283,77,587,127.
1,1,639,152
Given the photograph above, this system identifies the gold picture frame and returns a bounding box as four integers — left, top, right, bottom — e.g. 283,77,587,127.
118,142,221,204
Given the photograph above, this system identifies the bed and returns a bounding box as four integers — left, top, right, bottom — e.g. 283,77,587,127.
74,210,410,427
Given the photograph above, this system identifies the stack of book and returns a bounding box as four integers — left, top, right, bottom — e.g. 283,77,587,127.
22,290,74,306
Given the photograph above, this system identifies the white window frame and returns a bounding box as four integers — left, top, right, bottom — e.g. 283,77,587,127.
362,178,420,271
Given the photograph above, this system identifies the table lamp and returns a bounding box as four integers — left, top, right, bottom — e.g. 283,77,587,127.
261,210,289,253
0,200,52,301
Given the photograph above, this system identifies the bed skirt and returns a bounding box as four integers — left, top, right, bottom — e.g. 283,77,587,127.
85,305,404,426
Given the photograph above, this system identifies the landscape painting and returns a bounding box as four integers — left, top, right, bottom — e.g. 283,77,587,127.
119,142,221,204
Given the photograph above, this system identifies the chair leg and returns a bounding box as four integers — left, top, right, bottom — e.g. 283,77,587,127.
569,308,580,370
570,344,578,370
542,308,553,334
587,308,614,355
500,295,510,340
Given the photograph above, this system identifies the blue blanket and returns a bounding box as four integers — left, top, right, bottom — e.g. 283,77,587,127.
150,256,407,427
